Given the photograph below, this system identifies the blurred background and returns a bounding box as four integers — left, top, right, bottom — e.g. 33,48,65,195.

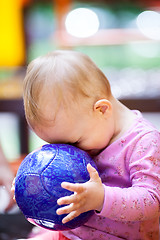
0,0,160,161
0,0,160,239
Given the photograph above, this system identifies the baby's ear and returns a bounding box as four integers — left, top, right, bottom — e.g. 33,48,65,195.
94,99,112,115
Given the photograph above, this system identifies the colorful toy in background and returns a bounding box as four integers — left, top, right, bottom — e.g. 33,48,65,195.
0,0,29,66
15,144,96,230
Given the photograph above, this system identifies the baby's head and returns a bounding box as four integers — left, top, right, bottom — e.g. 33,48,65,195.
24,50,112,127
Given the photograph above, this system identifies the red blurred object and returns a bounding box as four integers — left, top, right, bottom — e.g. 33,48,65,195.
10,155,26,176
20,0,32,6
140,0,160,6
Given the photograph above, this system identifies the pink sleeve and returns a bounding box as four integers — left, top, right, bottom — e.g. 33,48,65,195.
98,131,160,222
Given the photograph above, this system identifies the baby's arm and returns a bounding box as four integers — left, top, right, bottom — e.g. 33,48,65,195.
57,163,104,224
100,184,159,222
100,131,160,222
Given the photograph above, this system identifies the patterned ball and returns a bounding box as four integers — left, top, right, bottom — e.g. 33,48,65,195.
15,144,96,231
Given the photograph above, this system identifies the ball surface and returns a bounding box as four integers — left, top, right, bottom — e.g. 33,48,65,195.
15,144,96,231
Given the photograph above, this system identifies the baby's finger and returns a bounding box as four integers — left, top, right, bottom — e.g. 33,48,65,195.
57,194,75,206
62,210,80,224
11,184,15,193
87,163,100,182
61,182,84,193
11,178,15,187
11,182,17,203
57,190,84,206
56,203,74,215
11,178,15,192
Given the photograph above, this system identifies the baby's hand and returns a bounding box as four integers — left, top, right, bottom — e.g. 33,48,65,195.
56,163,104,224
11,178,16,202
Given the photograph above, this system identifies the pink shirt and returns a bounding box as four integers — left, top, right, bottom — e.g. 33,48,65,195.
63,111,160,240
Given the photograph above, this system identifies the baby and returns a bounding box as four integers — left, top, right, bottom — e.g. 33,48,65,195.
21,50,160,240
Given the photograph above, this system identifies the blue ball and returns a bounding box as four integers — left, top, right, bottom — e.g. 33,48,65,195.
15,144,96,231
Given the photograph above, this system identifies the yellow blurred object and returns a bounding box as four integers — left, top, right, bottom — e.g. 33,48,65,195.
0,0,25,66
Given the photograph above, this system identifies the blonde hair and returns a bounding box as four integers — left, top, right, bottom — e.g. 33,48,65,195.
23,50,112,124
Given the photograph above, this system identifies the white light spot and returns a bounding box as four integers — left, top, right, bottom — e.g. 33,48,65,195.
136,10,160,40
65,8,99,38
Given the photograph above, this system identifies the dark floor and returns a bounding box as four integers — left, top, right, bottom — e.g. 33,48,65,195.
0,212,33,240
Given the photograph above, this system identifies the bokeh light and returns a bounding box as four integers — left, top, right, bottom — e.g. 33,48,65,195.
136,10,160,40
65,8,99,38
